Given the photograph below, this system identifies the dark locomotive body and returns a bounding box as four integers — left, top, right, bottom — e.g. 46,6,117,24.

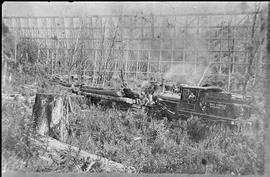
155,85,252,121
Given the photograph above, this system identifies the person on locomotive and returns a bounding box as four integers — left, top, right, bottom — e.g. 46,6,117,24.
188,91,196,103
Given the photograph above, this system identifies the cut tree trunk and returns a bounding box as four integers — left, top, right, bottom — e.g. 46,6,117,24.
80,92,135,104
31,93,71,142
80,86,124,97
31,136,135,173
159,92,181,103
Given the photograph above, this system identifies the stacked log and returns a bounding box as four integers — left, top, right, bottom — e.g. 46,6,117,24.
122,88,140,99
50,75,124,97
81,92,135,104
80,86,124,97
159,92,181,104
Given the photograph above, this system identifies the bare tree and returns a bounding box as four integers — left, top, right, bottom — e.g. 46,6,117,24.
242,3,266,95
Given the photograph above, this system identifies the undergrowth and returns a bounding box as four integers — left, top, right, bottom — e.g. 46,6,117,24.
65,102,264,175
2,96,263,174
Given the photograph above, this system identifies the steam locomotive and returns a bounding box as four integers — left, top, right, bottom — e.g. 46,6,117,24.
50,75,252,122
153,84,252,121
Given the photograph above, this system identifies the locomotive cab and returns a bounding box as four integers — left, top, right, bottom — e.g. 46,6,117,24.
177,85,249,120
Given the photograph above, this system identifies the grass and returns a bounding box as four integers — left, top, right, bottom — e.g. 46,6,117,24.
66,103,264,174
2,92,264,174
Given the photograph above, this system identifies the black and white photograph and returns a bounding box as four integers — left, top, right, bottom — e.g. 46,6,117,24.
2,1,270,176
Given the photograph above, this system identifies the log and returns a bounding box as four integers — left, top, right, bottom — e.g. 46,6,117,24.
58,80,72,87
80,92,135,104
123,88,140,99
80,87,124,97
81,85,104,90
51,78,124,97
50,77,72,87
31,93,70,142
31,136,135,173
159,92,181,103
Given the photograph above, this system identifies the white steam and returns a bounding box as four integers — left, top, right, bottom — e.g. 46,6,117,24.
164,63,209,86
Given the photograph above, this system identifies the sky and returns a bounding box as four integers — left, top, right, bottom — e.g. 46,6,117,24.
2,2,260,17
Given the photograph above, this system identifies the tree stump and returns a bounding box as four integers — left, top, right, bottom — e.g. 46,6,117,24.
30,94,136,173
31,93,71,142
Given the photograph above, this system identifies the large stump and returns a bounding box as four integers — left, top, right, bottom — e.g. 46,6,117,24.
30,94,136,173
31,93,71,142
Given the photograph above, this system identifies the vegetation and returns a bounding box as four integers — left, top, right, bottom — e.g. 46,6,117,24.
1,3,266,175
2,96,264,174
